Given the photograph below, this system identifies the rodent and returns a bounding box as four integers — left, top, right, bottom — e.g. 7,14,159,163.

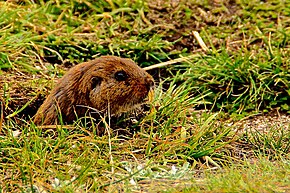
33,56,154,125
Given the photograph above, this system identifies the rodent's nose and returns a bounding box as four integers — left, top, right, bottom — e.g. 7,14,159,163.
146,77,155,91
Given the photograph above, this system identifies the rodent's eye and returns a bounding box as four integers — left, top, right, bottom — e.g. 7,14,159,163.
114,70,128,81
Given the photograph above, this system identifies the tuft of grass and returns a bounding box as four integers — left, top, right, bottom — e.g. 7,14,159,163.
242,126,290,159
142,81,233,162
175,49,290,113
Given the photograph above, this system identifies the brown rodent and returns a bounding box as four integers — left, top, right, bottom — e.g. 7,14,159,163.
33,56,154,125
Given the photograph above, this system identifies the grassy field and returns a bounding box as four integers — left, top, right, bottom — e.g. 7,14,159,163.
0,0,289,192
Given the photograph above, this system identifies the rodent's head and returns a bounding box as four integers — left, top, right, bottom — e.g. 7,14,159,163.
77,56,154,115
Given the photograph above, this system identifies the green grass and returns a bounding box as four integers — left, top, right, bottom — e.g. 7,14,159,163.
0,0,289,192
176,50,289,113
243,126,290,159
182,159,290,193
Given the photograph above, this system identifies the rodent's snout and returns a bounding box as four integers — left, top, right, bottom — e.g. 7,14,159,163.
145,77,155,91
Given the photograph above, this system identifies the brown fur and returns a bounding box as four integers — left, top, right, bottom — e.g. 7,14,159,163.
33,56,154,125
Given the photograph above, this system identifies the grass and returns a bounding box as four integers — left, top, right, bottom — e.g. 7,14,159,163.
176,50,289,113
184,159,290,193
0,0,289,192
243,126,290,158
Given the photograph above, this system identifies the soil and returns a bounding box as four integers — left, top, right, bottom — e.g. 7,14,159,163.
0,72,51,121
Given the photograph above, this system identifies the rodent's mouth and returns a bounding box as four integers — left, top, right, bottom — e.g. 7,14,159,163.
115,88,154,114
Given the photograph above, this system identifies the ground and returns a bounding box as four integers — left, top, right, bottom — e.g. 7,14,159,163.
0,0,289,192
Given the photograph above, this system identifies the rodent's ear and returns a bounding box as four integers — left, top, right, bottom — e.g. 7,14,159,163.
91,76,102,88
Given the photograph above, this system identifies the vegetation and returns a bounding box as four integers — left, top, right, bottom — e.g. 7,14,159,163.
0,0,289,192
